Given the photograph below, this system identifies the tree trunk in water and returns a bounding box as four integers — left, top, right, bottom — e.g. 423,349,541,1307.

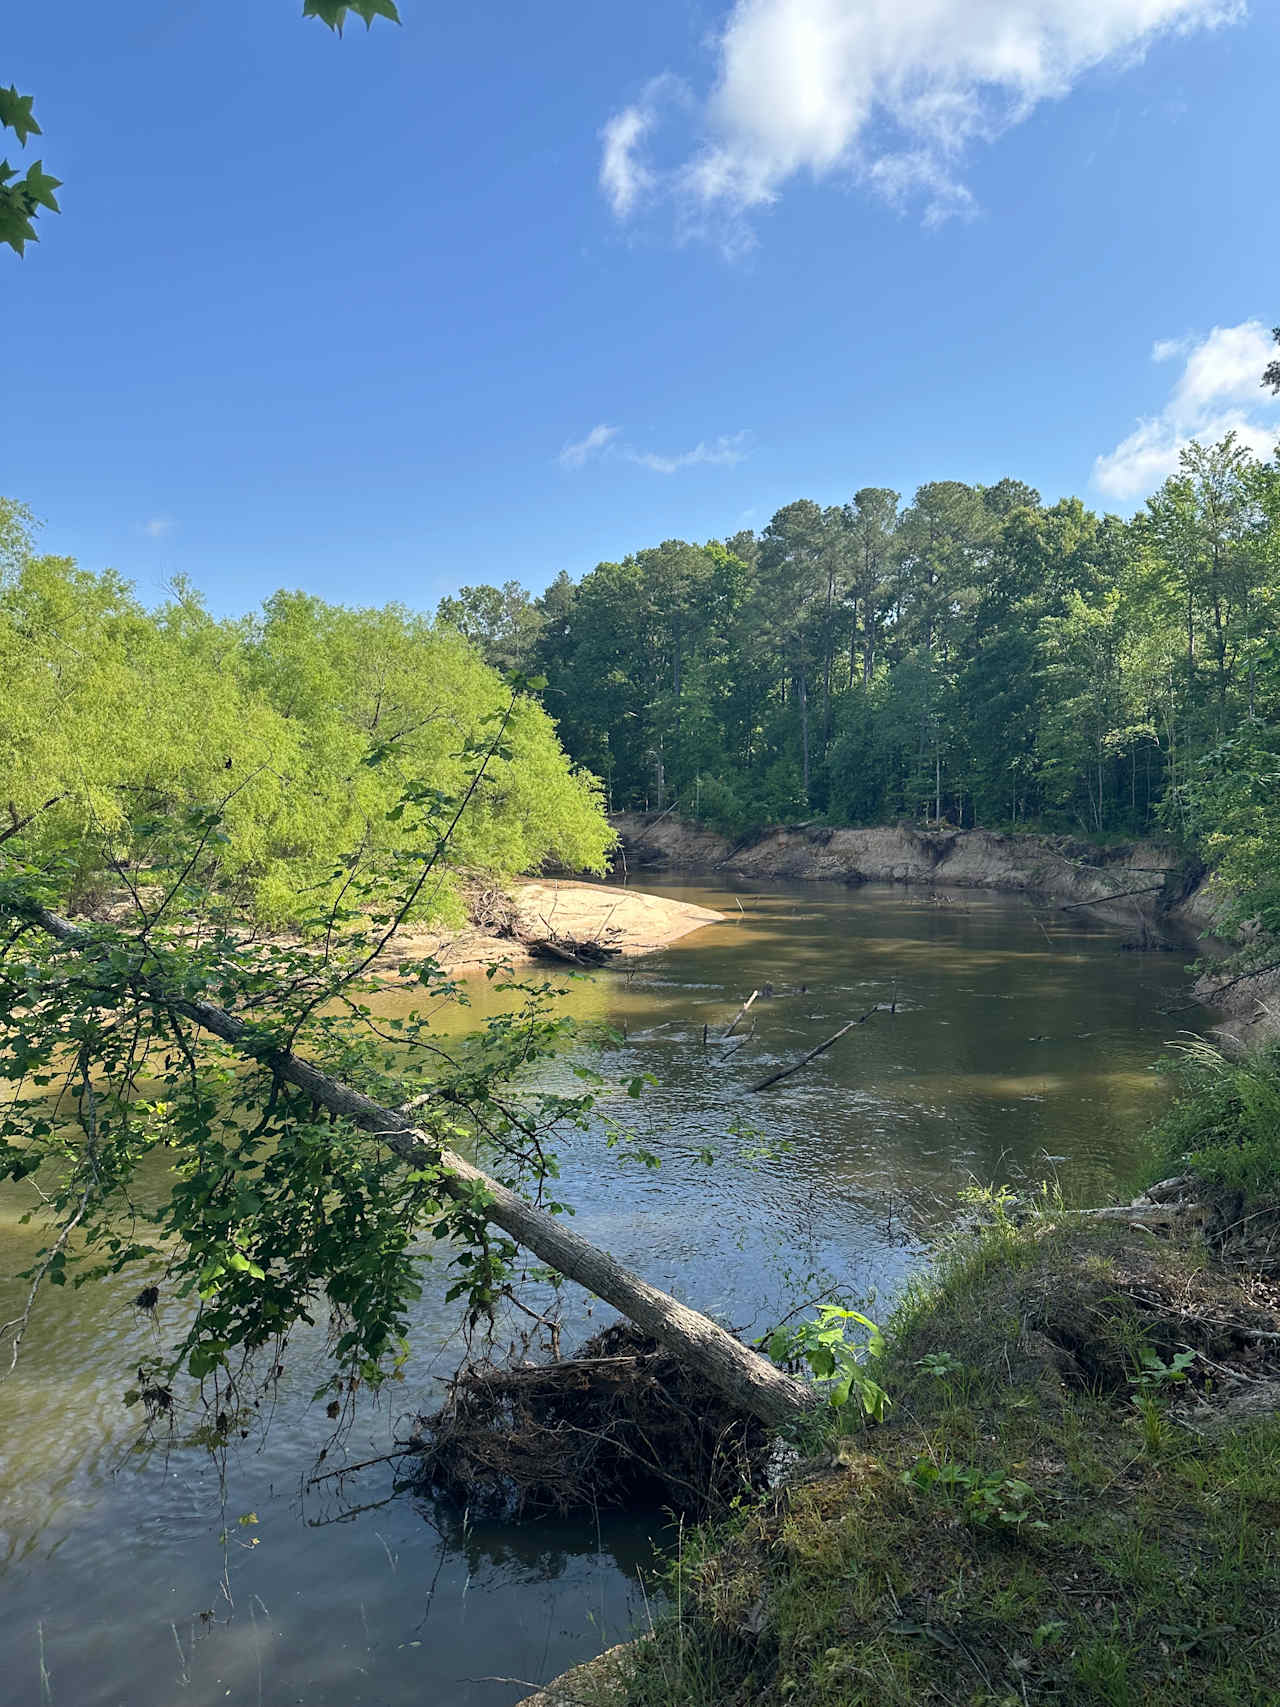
13,902,817,1433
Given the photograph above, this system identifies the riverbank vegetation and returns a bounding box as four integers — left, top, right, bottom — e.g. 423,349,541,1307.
0,499,611,926
595,1049,1280,1707
4,378,1280,1706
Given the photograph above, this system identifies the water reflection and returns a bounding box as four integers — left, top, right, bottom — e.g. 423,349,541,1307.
0,879,1209,1706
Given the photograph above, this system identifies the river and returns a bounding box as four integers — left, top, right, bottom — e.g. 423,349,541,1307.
0,879,1210,1707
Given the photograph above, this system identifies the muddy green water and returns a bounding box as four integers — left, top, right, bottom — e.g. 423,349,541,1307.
0,881,1209,1706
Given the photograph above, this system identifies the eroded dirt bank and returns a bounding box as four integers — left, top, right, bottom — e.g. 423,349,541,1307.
612,812,1202,916
611,813,1280,1038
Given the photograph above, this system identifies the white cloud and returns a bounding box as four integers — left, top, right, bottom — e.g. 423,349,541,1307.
601,0,1245,233
600,107,655,218
558,424,751,475
1151,335,1191,363
1093,319,1280,500
559,423,620,470
141,516,175,538
626,431,752,474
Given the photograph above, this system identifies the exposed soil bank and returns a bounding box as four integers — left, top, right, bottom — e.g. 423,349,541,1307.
612,813,1280,1038
373,879,724,976
613,812,1200,918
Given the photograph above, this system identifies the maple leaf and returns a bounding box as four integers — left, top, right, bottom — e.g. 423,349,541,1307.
302,0,400,33
0,159,62,253
0,86,40,148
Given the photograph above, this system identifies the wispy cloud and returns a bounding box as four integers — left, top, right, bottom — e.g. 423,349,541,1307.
625,431,752,474
141,516,175,538
600,0,1245,241
1093,320,1280,501
559,423,621,470
599,74,688,218
559,424,751,475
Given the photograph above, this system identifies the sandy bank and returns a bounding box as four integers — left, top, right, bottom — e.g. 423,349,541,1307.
374,879,723,976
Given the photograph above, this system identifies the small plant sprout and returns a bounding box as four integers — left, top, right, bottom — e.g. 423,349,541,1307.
901,1459,1049,1530
1128,1346,1195,1454
1129,1347,1196,1392
916,1351,964,1379
765,1305,889,1421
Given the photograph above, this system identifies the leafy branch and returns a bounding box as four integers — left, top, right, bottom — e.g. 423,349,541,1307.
0,85,60,255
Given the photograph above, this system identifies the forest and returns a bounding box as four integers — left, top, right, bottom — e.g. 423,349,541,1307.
6,423,1280,947
442,429,1280,938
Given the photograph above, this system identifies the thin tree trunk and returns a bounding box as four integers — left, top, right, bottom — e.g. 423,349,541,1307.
799,670,810,804
13,902,817,1431
822,565,835,749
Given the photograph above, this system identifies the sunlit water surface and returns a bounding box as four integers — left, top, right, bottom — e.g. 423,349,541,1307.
0,881,1211,1706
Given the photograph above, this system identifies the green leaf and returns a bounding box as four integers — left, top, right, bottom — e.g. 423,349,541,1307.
303,0,401,32
17,160,60,213
0,87,40,147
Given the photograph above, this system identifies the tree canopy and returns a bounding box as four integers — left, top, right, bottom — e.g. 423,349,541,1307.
0,500,612,925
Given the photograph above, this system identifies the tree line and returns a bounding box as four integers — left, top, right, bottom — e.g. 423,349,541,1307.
441,432,1280,930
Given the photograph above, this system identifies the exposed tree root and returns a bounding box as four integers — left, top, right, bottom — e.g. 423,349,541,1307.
404,1322,774,1519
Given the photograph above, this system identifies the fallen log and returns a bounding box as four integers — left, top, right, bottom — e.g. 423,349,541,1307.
10,900,817,1432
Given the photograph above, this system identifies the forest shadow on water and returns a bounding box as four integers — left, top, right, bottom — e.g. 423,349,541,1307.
0,879,1212,1706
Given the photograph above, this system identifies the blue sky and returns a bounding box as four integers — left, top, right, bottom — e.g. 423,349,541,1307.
5,0,1279,616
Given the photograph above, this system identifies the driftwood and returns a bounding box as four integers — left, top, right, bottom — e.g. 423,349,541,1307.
750,1003,883,1093
1059,885,1164,911
724,989,759,1038
525,934,622,968
11,900,816,1431
721,1021,755,1059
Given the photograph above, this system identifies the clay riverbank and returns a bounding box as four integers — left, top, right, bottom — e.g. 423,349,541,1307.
610,813,1277,1039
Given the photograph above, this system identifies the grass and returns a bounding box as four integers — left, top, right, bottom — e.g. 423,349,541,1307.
609,1208,1280,1707
1149,1037,1280,1208
568,1045,1280,1707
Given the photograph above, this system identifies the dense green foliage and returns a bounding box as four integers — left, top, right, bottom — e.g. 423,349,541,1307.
0,83,60,254
0,800,614,1405
444,434,1280,927
0,500,612,924
1152,1037,1280,1204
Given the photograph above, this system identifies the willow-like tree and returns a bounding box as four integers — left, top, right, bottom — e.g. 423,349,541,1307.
0,777,814,1433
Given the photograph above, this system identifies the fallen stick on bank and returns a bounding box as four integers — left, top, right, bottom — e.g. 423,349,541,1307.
750,1004,883,1093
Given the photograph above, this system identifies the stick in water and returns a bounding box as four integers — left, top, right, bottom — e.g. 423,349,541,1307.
750,1004,883,1093
723,989,759,1039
